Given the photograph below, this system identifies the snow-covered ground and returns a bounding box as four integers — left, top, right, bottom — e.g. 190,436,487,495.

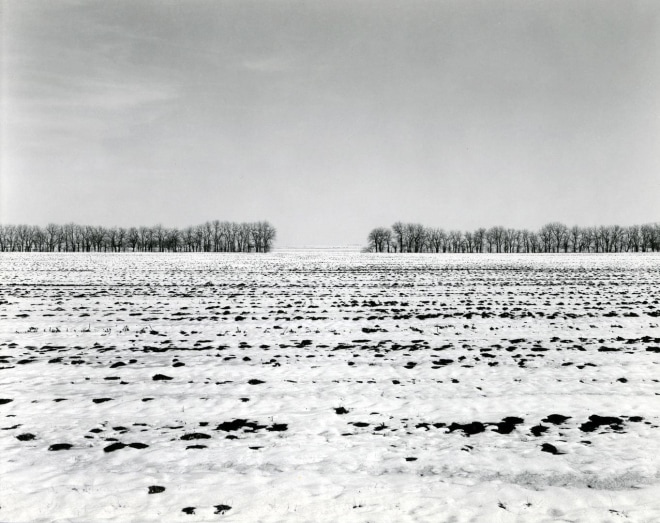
1,252,659,522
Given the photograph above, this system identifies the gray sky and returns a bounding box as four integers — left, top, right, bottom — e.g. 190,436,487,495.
2,0,659,247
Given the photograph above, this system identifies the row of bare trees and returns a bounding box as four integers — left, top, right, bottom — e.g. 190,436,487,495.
0,221,276,253
366,222,660,253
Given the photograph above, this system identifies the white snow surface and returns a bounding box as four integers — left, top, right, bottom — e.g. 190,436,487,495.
1,252,659,522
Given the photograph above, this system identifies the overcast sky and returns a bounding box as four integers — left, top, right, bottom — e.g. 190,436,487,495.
2,0,659,247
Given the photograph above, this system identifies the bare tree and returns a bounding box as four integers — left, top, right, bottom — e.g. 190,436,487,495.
150,224,164,252
263,222,276,252
0,225,7,251
211,220,222,251
598,225,613,253
447,230,463,252
529,232,540,253
117,228,127,252
485,226,505,253
520,229,531,253
625,225,640,252
568,226,581,253
426,228,445,253
473,228,486,253
33,226,46,251
463,231,474,253
367,227,392,253
503,228,520,253
538,224,553,252
404,223,426,253
15,224,35,251
641,224,655,252
540,222,568,253
201,222,213,252
194,225,205,252
126,227,138,251
235,223,252,252
218,222,231,252
612,224,624,253
653,224,660,252
44,223,61,252
391,222,406,253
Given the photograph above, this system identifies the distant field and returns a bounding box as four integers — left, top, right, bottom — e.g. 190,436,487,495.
1,253,659,522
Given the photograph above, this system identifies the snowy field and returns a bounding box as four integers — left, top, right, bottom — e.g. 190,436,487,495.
1,252,660,523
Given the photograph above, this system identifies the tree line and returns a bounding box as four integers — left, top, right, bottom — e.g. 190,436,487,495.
0,221,276,253
366,222,660,253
